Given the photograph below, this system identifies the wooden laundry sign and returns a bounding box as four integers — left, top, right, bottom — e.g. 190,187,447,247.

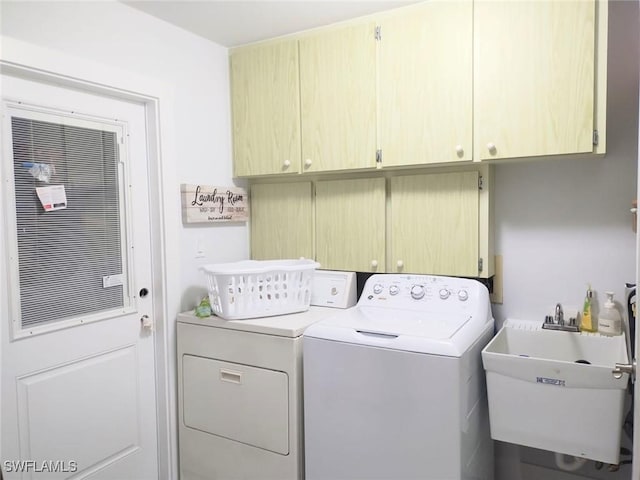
181,184,248,223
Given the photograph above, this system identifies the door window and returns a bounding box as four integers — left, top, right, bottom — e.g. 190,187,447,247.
5,107,133,335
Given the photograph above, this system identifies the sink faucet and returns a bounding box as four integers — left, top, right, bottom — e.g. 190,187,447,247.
543,302,579,332
554,303,564,325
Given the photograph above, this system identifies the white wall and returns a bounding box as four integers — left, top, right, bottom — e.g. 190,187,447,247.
493,1,639,479
0,2,248,478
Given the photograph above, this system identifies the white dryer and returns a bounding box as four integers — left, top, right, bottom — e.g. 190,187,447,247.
303,274,495,480
177,270,356,480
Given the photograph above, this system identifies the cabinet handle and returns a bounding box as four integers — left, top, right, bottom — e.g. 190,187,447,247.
371,260,378,269
304,158,312,168
283,159,291,169
396,260,404,270
487,143,497,155
455,145,464,157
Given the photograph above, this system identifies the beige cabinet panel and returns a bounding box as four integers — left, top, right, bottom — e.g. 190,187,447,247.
390,172,479,277
231,40,301,176
299,22,377,172
474,0,596,160
250,183,313,260
379,1,472,167
316,178,386,272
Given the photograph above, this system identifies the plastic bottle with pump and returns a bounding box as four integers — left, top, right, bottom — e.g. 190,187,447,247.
598,291,623,336
581,285,596,332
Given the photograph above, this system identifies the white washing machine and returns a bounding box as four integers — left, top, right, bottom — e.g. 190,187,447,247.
177,270,356,480
303,273,495,480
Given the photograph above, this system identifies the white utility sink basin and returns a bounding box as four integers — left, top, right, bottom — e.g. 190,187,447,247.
482,319,629,464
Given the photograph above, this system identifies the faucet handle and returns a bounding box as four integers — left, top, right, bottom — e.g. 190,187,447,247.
544,315,554,324
555,303,564,325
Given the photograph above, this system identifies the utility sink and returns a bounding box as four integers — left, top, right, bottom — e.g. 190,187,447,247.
482,319,629,464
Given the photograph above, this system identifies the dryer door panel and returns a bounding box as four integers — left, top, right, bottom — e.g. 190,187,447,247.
182,355,289,454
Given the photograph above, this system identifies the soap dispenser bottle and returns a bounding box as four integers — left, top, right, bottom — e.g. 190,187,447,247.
598,291,622,336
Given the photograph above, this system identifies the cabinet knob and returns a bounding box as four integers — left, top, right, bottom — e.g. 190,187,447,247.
455,145,464,157
396,260,404,270
304,158,312,168
487,143,497,155
283,160,291,169
371,260,378,269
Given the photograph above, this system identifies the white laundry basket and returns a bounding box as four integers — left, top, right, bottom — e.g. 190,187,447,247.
201,259,320,320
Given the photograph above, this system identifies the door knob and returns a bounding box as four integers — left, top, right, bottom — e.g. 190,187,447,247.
612,361,635,379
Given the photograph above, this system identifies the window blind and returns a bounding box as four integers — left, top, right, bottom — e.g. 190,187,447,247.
11,116,125,329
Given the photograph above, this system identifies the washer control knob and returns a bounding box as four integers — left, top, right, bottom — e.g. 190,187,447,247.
439,288,450,300
458,290,469,302
389,285,400,296
373,283,384,294
410,285,425,300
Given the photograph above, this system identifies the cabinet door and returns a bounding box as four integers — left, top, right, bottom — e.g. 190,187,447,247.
390,172,479,277
250,182,313,260
379,1,472,166
299,22,377,173
474,1,596,160
316,178,385,272
231,40,301,176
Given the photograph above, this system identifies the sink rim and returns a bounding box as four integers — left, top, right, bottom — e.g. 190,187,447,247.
481,320,629,390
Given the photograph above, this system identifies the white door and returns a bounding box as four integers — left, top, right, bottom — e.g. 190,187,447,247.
1,75,158,479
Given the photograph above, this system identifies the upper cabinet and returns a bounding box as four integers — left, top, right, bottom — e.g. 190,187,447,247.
474,0,598,161
315,178,386,272
390,172,482,277
230,39,301,176
299,22,378,173
378,1,473,167
231,0,607,176
250,182,313,260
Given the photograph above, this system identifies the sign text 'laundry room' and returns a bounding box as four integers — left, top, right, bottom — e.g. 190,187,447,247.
181,184,248,223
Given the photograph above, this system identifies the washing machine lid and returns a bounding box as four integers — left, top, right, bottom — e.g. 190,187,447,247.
303,306,482,357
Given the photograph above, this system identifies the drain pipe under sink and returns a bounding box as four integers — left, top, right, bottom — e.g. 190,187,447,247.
554,452,587,471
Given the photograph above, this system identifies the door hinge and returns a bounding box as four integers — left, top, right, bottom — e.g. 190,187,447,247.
376,149,382,164
478,175,484,191
375,26,381,41
478,258,484,273
593,130,599,146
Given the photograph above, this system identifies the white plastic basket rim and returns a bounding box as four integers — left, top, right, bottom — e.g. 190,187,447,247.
200,259,320,276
